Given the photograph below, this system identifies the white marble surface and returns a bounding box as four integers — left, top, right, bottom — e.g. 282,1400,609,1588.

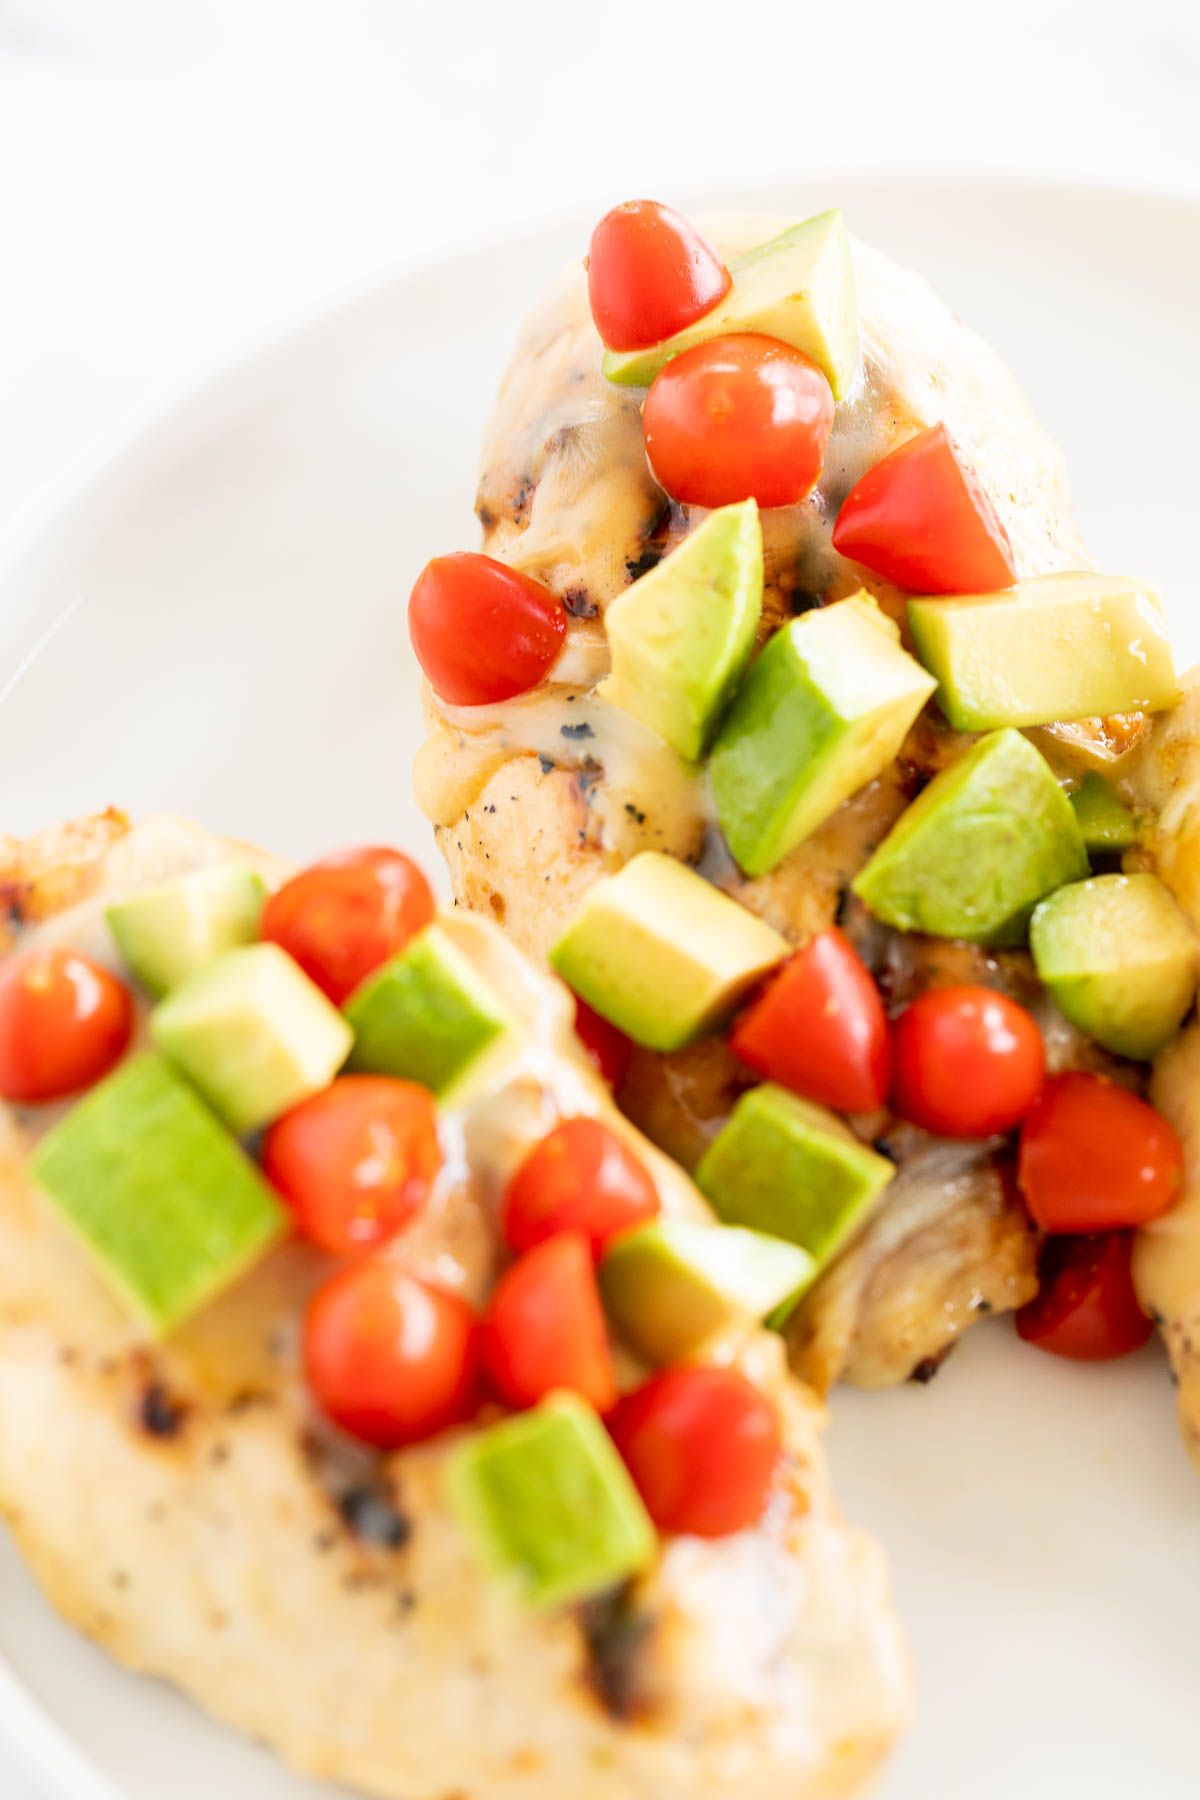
1,2,1199,1796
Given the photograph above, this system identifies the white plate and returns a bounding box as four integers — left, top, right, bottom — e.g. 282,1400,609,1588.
1,178,1198,1800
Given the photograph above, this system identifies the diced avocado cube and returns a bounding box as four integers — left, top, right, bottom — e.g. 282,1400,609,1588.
852,728,1089,946
344,924,515,1098
445,1394,656,1610
600,1218,815,1363
31,1053,286,1334
908,573,1177,732
711,594,936,878
603,209,859,399
1069,771,1140,854
106,864,266,997
1030,873,1199,1059
151,943,352,1135
598,500,762,761
696,1084,893,1265
549,852,788,1053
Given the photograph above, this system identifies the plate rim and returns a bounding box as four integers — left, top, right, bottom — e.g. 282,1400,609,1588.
0,1659,122,1800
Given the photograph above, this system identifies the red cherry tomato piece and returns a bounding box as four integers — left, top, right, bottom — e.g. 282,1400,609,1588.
263,1075,441,1256
0,947,133,1103
501,1117,659,1260
586,200,731,352
730,928,889,1113
891,985,1045,1139
261,846,433,1006
831,422,1016,594
572,996,633,1090
609,1365,782,1538
642,334,834,510
480,1232,617,1413
1016,1231,1152,1361
303,1258,478,1448
1018,1072,1183,1233
408,553,567,706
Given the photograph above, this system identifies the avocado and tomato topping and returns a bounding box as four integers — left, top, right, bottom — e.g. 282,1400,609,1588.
598,498,762,761
7,838,800,1615
1067,771,1140,854
1030,872,1199,1060
549,851,790,1053
107,863,266,997
597,206,859,401
908,572,1177,731
852,728,1090,945
709,594,936,877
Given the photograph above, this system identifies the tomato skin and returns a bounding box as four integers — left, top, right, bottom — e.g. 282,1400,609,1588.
586,200,731,352
831,423,1016,594
729,928,889,1114
609,1366,782,1537
572,996,633,1091
261,846,434,1006
1016,1231,1152,1361
891,985,1045,1139
408,553,567,706
642,334,834,510
480,1232,617,1412
303,1259,478,1448
0,947,133,1103
263,1076,441,1256
501,1117,659,1260
1018,1072,1183,1233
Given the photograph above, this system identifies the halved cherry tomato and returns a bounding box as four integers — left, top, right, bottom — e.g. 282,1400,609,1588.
1018,1072,1183,1233
1016,1231,1152,1361
891,985,1045,1138
0,947,133,1103
572,996,633,1091
609,1365,781,1537
586,200,731,352
263,1075,441,1256
408,553,567,706
642,334,834,510
831,423,1016,594
730,928,889,1114
479,1232,617,1412
303,1258,478,1448
261,846,433,1005
501,1117,659,1259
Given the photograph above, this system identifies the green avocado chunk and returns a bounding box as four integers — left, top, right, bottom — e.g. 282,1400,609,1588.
600,1218,816,1363
549,851,789,1053
344,924,516,1099
106,864,266,997
31,1052,286,1334
1030,873,1199,1059
695,1084,893,1265
445,1394,656,1610
908,573,1177,732
602,209,859,399
1069,771,1140,854
852,728,1089,946
598,500,762,760
151,942,353,1135
710,594,936,878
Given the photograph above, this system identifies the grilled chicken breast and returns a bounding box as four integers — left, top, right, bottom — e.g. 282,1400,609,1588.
0,812,908,1800
415,219,1130,1389
1130,673,1200,1469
